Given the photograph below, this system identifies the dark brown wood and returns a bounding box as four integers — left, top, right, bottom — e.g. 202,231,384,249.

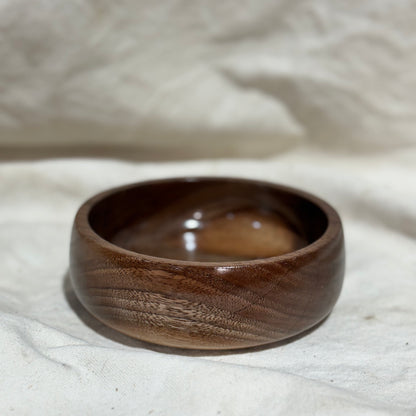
70,177,345,350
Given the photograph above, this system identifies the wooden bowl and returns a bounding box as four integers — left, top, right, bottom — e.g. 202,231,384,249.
70,177,345,350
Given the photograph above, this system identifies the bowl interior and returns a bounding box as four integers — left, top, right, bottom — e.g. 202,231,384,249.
88,179,328,262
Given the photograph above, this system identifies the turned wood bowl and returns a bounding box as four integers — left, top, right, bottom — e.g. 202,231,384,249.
70,177,345,350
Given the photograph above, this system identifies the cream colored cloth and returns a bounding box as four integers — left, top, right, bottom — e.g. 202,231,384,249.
1,0,416,159
1,148,415,415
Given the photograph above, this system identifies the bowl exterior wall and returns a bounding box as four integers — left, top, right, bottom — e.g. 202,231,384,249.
70,217,344,350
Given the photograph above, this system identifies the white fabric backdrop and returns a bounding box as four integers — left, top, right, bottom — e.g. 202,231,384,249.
1,149,415,415
1,0,416,158
1,0,416,414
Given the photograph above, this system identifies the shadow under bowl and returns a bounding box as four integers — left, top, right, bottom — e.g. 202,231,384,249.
70,177,345,350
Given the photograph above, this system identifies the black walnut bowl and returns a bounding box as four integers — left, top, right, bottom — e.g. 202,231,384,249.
70,177,345,350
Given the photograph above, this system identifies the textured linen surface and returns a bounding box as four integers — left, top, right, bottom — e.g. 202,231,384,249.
1,148,415,415
1,0,416,158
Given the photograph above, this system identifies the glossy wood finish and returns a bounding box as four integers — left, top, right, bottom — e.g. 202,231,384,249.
70,177,345,350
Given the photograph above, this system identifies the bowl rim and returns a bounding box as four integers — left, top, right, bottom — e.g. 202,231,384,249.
74,176,343,268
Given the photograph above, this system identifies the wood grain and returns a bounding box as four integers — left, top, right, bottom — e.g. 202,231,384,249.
70,177,345,350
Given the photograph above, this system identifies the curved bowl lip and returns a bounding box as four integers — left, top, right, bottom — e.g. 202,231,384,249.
74,176,343,268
